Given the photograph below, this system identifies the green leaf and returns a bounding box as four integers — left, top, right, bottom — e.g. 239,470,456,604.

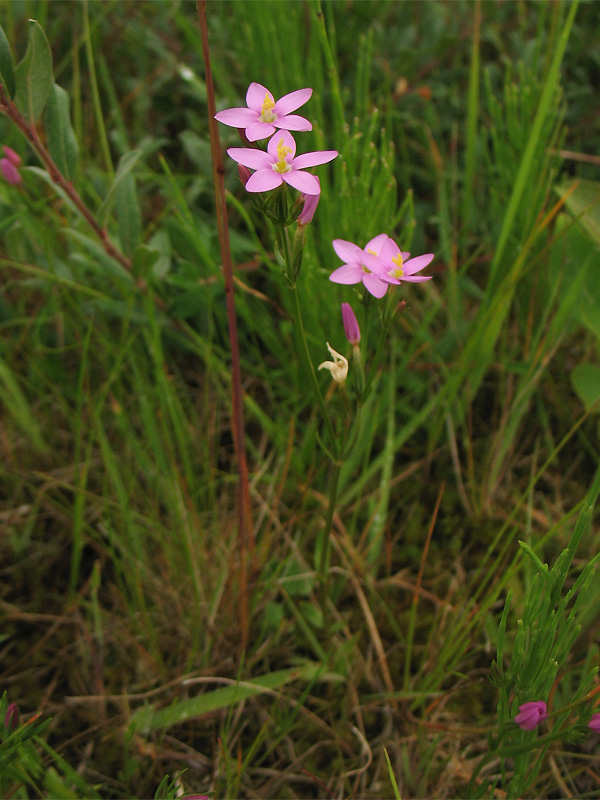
132,244,160,279
97,149,143,229
45,83,78,181
571,363,600,413
14,20,53,122
0,23,15,98
128,661,337,734
115,172,141,257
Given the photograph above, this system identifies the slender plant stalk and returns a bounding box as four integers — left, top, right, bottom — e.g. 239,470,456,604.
196,0,253,650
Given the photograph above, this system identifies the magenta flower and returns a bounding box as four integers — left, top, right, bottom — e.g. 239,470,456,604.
227,130,337,195
377,235,434,285
515,701,548,731
329,235,389,298
341,302,360,345
215,82,313,142
588,712,600,732
1,146,22,185
297,177,320,225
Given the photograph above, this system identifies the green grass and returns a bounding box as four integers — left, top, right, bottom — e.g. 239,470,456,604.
1,1,600,798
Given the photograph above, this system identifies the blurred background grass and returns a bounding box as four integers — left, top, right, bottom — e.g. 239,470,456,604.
1,1,600,797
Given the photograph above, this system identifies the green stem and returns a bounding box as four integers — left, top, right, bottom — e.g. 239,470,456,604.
288,265,339,462
318,460,341,620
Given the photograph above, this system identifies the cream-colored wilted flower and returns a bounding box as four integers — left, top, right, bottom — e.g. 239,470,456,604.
318,342,348,384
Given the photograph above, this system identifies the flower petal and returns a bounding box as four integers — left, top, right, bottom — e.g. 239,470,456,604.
293,150,338,169
227,148,273,169
274,87,312,115
214,107,258,127
283,170,320,194
363,272,388,298
403,253,434,274
245,170,283,192
246,82,272,111
267,129,297,160
399,275,432,283
275,114,313,132
245,121,276,141
365,233,390,255
329,264,364,284
333,239,363,264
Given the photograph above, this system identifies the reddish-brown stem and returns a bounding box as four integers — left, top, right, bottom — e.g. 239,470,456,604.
0,84,131,272
196,1,253,649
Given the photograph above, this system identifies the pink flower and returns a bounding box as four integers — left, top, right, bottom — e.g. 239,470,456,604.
376,235,434,285
227,130,337,195
515,701,548,731
341,302,360,345
215,82,313,142
328,235,389,298
588,712,600,732
298,177,320,224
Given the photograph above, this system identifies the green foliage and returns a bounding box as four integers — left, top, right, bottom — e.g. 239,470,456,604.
0,23,16,97
45,82,78,180
14,19,53,122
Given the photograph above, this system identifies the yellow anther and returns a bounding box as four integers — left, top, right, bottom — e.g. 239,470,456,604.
273,138,293,173
390,252,404,278
260,93,277,123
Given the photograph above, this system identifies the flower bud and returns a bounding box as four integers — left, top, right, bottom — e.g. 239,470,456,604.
297,177,320,225
588,712,600,732
1,157,21,185
237,164,252,187
3,146,22,167
4,702,20,732
514,700,547,731
341,302,360,345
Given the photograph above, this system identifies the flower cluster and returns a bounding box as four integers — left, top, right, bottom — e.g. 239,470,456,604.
216,83,335,198
329,234,433,298
215,82,435,385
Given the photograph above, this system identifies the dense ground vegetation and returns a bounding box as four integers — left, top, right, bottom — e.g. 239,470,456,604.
1,1,600,797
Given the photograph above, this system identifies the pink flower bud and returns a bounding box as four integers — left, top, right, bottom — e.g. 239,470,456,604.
589,712,600,732
298,177,320,225
341,302,360,345
3,146,22,167
1,157,21,185
237,164,252,187
4,702,20,732
514,700,547,731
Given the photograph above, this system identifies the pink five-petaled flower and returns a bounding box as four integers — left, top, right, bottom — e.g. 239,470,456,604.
215,82,313,142
329,236,389,298
341,302,360,345
227,130,337,195
515,701,548,731
588,713,600,732
376,235,434,286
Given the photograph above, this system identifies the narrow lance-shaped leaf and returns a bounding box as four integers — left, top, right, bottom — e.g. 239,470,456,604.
115,171,141,257
45,83,79,181
14,20,53,122
0,23,15,98
97,149,143,229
